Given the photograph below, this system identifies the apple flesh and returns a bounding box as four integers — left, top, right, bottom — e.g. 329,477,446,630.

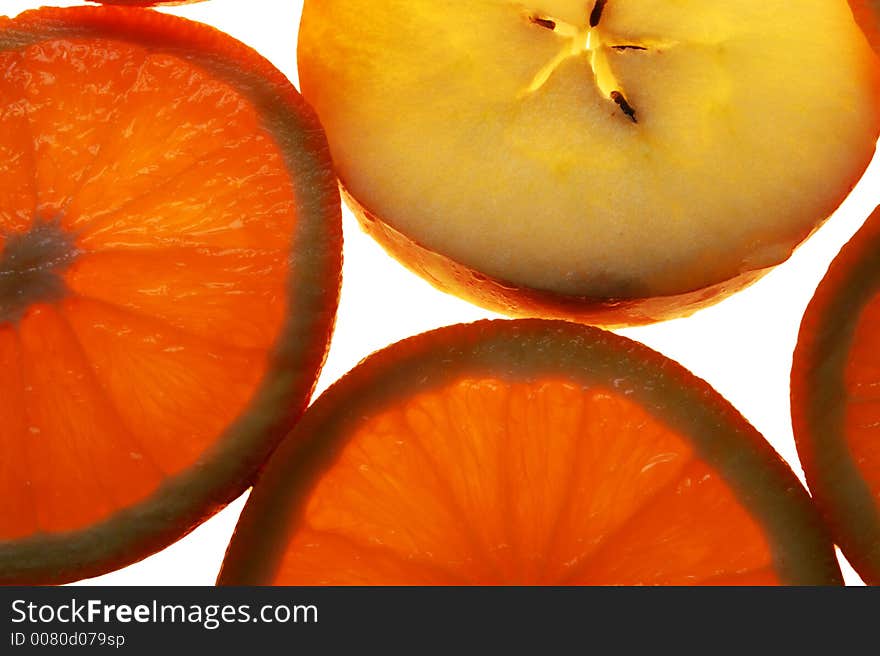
299,0,880,325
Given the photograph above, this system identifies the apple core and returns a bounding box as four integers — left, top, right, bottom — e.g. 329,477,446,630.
524,0,671,123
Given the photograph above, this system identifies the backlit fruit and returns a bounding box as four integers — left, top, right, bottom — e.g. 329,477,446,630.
0,7,341,584
299,0,880,326
851,1,880,53
791,206,880,585
219,320,841,585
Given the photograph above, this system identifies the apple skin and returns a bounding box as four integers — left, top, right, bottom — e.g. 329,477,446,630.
851,1,880,53
344,188,769,328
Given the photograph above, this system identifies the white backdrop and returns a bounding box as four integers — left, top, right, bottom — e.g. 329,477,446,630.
4,0,877,586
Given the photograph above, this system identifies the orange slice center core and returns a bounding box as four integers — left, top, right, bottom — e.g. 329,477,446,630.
0,219,78,324
525,0,677,122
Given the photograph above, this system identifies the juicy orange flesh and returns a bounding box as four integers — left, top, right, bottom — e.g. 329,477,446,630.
273,378,777,584
843,290,880,510
0,38,298,536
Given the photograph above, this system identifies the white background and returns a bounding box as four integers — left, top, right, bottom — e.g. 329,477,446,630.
4,0,878,586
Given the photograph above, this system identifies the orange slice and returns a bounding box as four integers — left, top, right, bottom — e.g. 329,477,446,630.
220,320,840,585
0,6,341,584
792,206,880,585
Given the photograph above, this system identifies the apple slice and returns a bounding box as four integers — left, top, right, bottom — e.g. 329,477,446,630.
299,0,880,325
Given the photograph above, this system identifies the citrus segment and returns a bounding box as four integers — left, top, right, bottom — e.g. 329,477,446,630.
0,7,341,584
0,327,35,541
69,126,297,252
220,321,840,586
0,52,35,235
62,296,268,478
17,38,146,218
66,247,289,350
64,52,272,232
16,303,163,534
560,459,775,584
792,206,880,584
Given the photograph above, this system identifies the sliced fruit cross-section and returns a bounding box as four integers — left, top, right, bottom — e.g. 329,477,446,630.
0,6,341,584
220,320,841,585
792,205,880,585
298,0,880,326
